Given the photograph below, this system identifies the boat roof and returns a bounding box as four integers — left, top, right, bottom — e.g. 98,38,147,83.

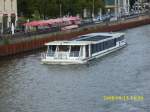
45,32,125,46
45,41,96,46
74,32,125,41
81,32,124,37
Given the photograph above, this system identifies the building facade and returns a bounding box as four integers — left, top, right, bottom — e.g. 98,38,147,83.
0,0,17,34
105,0,130,16
131,0,150,12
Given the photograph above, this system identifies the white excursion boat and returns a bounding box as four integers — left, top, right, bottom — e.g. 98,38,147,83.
41,32,127,64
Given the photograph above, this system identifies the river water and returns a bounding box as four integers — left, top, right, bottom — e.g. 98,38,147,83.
0,25,150,112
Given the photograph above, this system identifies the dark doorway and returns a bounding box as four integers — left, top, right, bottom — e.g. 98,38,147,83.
11,14,16,26
130,0,137,9
86,45,89,57
3,14,8,33
0,23,2,34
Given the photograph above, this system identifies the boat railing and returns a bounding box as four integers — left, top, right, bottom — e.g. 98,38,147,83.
54,51,81,60
70,51,80,57
54,52,69,59
47,52,55,57
41,53,47,59
42,51,81,60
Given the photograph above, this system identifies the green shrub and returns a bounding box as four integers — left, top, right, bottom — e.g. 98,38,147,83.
3,38,10,45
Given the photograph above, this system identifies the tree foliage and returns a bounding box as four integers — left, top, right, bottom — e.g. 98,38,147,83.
17,0,105,19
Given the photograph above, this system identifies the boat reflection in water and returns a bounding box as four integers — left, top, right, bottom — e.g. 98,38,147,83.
41,32,127,64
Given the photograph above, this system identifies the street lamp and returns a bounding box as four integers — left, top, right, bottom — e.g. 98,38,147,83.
92,0,95,18
59,0,62,17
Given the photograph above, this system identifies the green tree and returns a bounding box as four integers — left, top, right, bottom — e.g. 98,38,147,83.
17,0,105,19
18,0,35,17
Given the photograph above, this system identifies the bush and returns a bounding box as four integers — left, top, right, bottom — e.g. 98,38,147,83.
3,38,10,45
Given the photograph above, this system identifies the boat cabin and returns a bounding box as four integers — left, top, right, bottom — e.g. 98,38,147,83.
42,32,126,64
44,41,94,60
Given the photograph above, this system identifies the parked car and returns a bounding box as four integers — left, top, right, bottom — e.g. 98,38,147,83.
80,18,93,26
92,16,103,23
101,15,111,22
110,17,118,22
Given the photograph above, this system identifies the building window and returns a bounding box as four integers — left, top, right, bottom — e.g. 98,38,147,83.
11,0,13,10
3,14,8,33
4,0,6,11
11,14,16,26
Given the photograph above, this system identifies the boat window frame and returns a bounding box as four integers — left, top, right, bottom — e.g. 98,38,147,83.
47,45,57,57
70,45,81,57
57,45,70,52
117,35,125,42
91,38,116,54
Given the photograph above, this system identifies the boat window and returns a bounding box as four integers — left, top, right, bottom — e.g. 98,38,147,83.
70,46,80,57
103,39,116,50
117,35,124,41
86,45,89,57
91,42,104,54
49,45,56,52
71,46,80,51
48,45,56,56
58,45,69,52
91,39,116,54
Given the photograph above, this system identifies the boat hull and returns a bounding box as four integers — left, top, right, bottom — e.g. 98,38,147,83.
41,59,87,65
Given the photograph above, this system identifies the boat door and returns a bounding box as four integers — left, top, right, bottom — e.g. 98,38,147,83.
57,45,70,59
86,45,89,57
